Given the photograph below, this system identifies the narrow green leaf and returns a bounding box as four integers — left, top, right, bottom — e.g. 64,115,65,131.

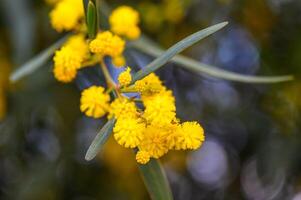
10,35,69,83
138,159,173,200
86,0,98,39
131,36,294,83
85,118,116,161
131,22,228,83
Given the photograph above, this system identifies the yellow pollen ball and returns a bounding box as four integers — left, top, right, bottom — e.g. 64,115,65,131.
89,31,125,58
50,0,84,32
113,117,145,148
142,90,176,126
65,34,89,62
53,46,82,82
109,6,141,40
136,150,150,164
118,67,132,86
164,122,182,150
134,73,164,95
108,97,137,119
139,125,169,158
177,121,205,150
80,86,110,118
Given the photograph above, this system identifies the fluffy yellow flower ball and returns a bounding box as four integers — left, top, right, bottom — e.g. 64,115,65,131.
113,117,145,148
142,90,176,126
177,121,205,150
89,31,125,58
50,0,84,32
142,89,175,106
134,73,164,95
53,63,77,83
163,122,182,150
80,86,110,118
65,34,89,61
53,46,82,82
118,67,132,86
109,6,141,40
136,150,150,164
108,97,137,119
139,125,169,158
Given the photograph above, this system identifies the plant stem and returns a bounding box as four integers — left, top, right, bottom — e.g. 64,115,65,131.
100,59,121,98
120,85,137,93
81,55,100,68
100,59,115,88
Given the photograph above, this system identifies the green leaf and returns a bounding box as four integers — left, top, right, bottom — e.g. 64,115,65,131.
131,36,294,83
138,159,173,200
10,35,69,83
86,0,98,39
131,22,228,83
85,118,116,161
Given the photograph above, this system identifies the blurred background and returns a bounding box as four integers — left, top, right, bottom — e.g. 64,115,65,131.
0,0,301,199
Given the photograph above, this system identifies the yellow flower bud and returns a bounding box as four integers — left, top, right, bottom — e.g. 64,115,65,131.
136,150,150,164
50,0,84,32
80,86,110,118
109,6,141,40
53,46,82,83
177,121,205,150
89,31,125,58
118,67,132,86
113,117,145,148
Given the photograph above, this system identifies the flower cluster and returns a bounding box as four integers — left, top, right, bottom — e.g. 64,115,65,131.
49,3,139,81
80,72,205,164
47,2,205,164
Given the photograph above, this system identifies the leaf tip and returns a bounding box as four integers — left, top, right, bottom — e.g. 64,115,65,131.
287,75,294,81
84,150,94,161
217,21,229,29
9,73,19,83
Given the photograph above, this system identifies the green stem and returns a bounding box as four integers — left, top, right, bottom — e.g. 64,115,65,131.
100,59,121,98
100,59,116,87
105,87,115,94
120,87,138,93
81,55,100,68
